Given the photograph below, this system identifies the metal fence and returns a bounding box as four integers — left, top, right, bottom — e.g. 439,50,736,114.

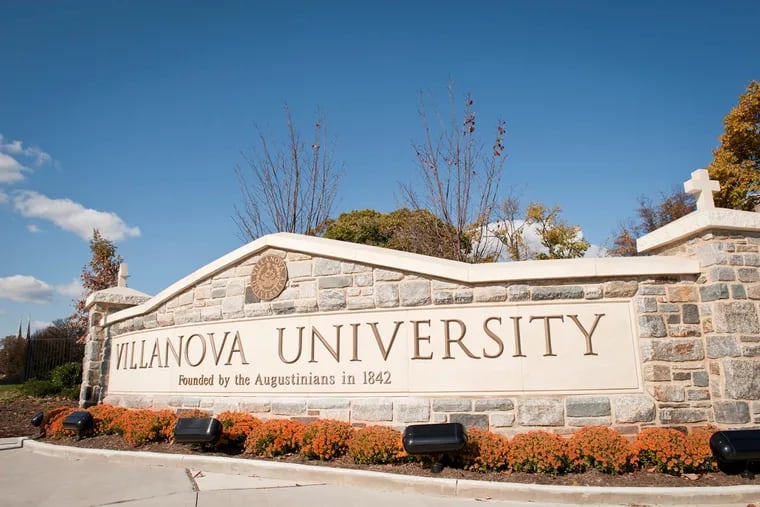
23,338,84,381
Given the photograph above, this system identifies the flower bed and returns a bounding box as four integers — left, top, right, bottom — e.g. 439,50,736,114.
34,404,726,478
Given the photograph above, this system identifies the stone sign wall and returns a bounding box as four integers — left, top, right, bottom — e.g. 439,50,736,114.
80,172,760,435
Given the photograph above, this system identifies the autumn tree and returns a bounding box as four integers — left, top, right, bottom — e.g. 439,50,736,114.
401,87,506,263
69,230,122,339
234,106,341,240
608,190,695,256
707,80,760,210
324,208,465,261
0,335,26,381
491,199,589,260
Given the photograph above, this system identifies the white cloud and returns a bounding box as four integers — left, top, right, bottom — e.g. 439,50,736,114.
56,279,83,299
0,134,53,184
27,224,41,233
0,152,27,183
13,191,141,241
0,134,52,168
0,275,55,303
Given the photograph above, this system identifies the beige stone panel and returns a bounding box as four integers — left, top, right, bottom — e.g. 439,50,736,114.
106,301,640,397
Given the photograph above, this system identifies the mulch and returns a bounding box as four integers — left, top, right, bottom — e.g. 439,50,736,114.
2,394,759,489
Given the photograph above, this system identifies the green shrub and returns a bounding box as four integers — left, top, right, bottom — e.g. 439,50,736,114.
50,362,82,389
21,379,60,397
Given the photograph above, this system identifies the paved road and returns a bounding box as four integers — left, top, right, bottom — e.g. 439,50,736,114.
0,439,755,507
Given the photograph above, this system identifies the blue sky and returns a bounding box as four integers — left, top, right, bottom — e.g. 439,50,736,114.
0,0,758,335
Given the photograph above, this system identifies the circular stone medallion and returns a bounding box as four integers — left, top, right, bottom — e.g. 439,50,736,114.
250,255,288,300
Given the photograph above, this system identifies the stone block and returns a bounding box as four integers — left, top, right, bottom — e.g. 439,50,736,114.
240,402,271,413
639,285,666,296
732,284,748,299
178,292,194,306
643,364,671,381
667,286,698,302
473,286,507,302
724,359,760,399
508,285,530,301
567,416,611,427
319,276,353,289
395,400,431,423
272,301,295,314
454,291,473,304
473,399,514,412
432,280,460,290
201,306,222,321
709,267,736,282
308,399,350,410
584,285,603,300
314,258,341,276
342,262,371,274
653,385,685,402
287,261,312,278
432,399,473,412
693,371,709,387
635,297,658,313
745,254,760,266
659,409,708,424
400,280,431,306
743,343,760,356
706,335,741,358
450,413,489,430
352,400,393,421
226,279,246,296
639,315,667,338
490,413,515,427
271,401,306,416
517,399,564,426
612,396,656,423
354,273,373,287
604,281,638,298
687,389,710,401
672,371,690,381
667,324,701,337
714,302,760,334
713,401,751,424
700,284,729,302
220,296,244,318
748,285,760,300
737,267,760,283
298,281,317,299
374,269,404,281
318,289,345,311
433,292,453,305
341,295,372,311
566,397,610,417
531,286,583,300
211,287,226,299
644,339,704,362
244,303,272,317
375,284,399,308
682,304,700,324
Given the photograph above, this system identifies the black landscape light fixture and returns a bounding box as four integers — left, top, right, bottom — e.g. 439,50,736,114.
62,411,94,439
709,429,760,479
402,422,467,473
30,411,44,428
174,417,223,448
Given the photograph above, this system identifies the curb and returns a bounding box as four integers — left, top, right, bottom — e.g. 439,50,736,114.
21,439,760,505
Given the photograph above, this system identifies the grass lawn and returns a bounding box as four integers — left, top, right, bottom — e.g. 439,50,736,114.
0,384,23,401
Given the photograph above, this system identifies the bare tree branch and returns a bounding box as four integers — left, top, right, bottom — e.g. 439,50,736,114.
234,106,342,241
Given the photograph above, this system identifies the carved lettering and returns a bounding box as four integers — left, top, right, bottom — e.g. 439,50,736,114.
411,320,433,360
511,316,525,357
483,317,504,359
442,319,479,359
566,313,605,355
278,326,304,364
309,325,341,363
529,315,564,356
367,321,403,361
184,333,207,367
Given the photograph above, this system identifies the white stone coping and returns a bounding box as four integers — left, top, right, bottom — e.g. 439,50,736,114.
22,439,760,505
104,232,699,325
637,208,760,253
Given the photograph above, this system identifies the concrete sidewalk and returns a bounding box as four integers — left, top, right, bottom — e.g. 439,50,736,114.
1,437,758,507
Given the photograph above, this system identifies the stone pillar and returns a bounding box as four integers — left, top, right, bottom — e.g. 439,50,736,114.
637,170,760,427
80,287,150,408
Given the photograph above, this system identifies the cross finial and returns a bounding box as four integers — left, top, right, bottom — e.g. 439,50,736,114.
684,169,720,211
117,263,129,288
